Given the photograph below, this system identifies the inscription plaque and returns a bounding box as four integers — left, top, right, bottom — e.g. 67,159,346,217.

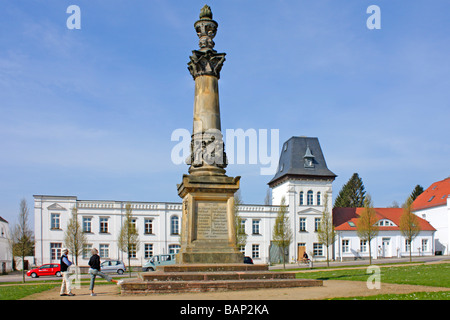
196,201,228,240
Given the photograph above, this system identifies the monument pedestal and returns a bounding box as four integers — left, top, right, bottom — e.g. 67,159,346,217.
176,174,243,264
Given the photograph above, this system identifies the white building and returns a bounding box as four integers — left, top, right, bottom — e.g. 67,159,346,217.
0,216,12,273
33,136,337,266
412,177,450,255
269,137,337,262
333,207,436,260
33,195,283,266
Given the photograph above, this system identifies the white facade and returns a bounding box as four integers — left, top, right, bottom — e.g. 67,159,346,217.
0,217,12,273
34,195,282,266
34,196,184,267
335,230,435,261
414,197,450,255
272,178,334,262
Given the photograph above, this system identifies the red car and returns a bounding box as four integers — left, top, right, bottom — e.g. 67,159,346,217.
27,263,61,278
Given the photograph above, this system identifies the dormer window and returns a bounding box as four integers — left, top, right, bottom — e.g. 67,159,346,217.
377,219,396,227
303,146,315,168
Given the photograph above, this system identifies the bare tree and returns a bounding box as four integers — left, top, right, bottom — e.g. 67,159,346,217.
12,199,34,283
400,196,421,262
118,203,140,276
272,196,292,269
356,194,378,265
317,194,335,267
233,191,247,252
64,207,87,265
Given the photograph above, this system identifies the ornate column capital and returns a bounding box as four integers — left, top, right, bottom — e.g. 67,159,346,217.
188,50,226,80
187,5,226,80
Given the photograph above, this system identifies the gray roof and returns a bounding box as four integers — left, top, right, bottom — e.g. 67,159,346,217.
268,136,337,186
0,216,8,223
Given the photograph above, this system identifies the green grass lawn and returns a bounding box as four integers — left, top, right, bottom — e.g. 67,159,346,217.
333,291,450,300
0,284,59,300
296,263,450,300
0,277,121,300
296,263,450,288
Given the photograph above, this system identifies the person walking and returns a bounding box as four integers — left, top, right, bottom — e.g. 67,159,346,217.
88,248,121,296
60,248,75,296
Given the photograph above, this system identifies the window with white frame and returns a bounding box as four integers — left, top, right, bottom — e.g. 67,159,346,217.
313,243,323,256
377,219,395,227
51,213,60,230
239,245,245,254
317,192,321,206
422,239,428,251
239,219,246,235
99,244,109,258
299,192,304,206
360,240,368,252
100,217,109,233
299,217,306,232
130,218,137,232
83,217,92,233
342,239,349,253
169,244,181,254
83,244,92,259
307,190,313,205
405,239,411,252
129,244,137,258
144,218,153,234
252,244,260,259
314,217,321,232
171,216,179,235
50,243,62,260
144,243,153,259
252,219,260,235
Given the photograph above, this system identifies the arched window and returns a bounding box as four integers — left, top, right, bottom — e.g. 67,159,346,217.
299,191,304,206
170,215,179,235
317,192,321,206
307,190,313,206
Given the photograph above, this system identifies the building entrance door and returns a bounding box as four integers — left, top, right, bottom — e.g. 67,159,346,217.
297,244,306,261
382,238,391,258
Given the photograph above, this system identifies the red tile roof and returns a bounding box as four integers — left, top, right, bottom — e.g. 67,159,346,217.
333,207,435,231
412,177,450,211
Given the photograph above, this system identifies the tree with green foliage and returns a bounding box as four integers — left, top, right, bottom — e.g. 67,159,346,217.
118,203,140,277
272,196,292,269
410,185,424,201
334,173,366,208
317,194,335,267
400,196,421,262
356,194,378,265
64,207,87,265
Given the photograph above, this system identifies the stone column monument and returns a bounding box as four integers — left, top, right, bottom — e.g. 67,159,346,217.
176,5,243,264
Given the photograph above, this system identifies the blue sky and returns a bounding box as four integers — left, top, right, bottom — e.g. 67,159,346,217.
1,0,449,226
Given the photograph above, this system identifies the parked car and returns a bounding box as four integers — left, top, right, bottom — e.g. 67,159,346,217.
244,256,254,264
142,254,176,271
100,260,126,274
27,264,61,278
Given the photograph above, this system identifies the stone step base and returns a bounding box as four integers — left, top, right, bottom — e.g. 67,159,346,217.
121,278,323,294
157,263,268,273
140,271,295,282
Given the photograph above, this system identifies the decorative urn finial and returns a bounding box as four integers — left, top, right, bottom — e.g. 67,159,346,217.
199,4,213,20
194,4,218,51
